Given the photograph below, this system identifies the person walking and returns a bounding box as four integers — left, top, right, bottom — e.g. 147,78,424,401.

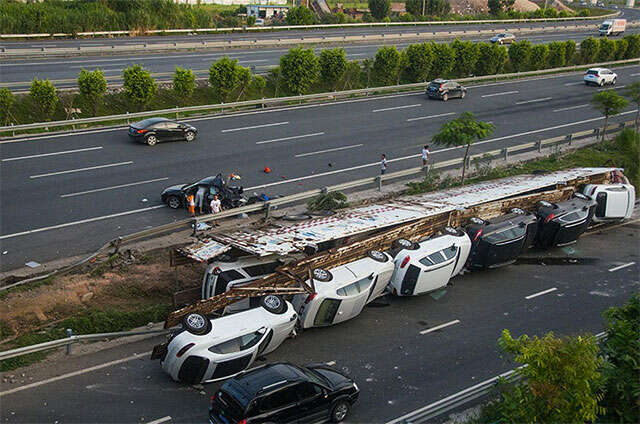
186,193,196,217
421,145,430,177
195,185,206,214
380,154,387,175
210,194,222,226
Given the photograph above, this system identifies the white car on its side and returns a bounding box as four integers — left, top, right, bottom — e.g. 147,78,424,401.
389,227,471,296
583,183,635,222
292,251,394,329
583,68,617,86
157,295,297,384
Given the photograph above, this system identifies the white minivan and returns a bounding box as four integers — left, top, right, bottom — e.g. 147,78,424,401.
389,227,471,296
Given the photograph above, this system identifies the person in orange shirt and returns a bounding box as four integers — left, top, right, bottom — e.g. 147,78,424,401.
186,193,196,217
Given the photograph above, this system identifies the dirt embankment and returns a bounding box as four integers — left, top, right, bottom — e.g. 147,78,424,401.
449,0,541,14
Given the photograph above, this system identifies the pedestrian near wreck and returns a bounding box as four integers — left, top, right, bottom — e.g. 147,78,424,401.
422,145,430,177
187,193,195,217
195,185,206,214
380,154,387,175
210,195,222,226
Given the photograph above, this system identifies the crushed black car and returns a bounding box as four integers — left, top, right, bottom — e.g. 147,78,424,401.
161,174,247,210
534,193,596,249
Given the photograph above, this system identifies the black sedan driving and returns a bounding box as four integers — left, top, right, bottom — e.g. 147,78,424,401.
160,174,247,211
128,117,197,146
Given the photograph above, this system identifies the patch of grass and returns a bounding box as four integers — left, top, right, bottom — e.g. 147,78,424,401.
0,320,14,340
0,275,56,300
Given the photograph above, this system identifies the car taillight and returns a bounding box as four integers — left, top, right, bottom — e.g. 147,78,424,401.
544,213,555,223
210,394,216,404
439,86,444,92
400,256,411,268
237,420,247,424
176,343,195,358
212,266,222,275
473,229,483,242
136,129,148,134
305,292,317,304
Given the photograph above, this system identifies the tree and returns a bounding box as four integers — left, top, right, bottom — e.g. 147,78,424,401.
122,65,157,109
614,38,628,60
501,0,515,11
250,75,266,98
591,91,628,142
495,330,604,423
529,44,549,70
209,57,249,101
280,47,319,95
368,0,390,20
547,41,565,68
30,78,58,121
623,34,640,59
451,39,479,77
580,37,599,64
475,43,507,76
405,0,422,16
234,66,252,101
77,68,107,116
372,46,401,86
404,43,433,82
488,0,501,15
342,60,362,90
285,6,314,25
0,88,15,125
624,81,640,131
319,48,347,90
173,67,196,98
508,41,532,72
431,112,494,183
564,39,577,65
597,37,616,62
429,42,456,79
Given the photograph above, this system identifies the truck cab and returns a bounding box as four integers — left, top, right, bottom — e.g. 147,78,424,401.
599,19,626,36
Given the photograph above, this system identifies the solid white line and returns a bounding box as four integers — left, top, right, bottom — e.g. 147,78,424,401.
419,319,460,335
525,287,557,299
0,127,124,145
1,146,103,162
60,177,169,198
295,144,363,158
146,417,172,424
553,104,589,112
0,205,165,241
516,97,552,105
481,90,519,98
238,59,270,64
0,352,150,397
256,132,325,145
599,85,626,91
221,121,289,133
564,82,584,86
373,104,421,113
608,262,636,272
631,73,640,77
29,161,133,179
406,112,455,122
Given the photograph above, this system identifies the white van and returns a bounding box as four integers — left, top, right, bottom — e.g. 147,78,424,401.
583,184,635,222
389,227,471,296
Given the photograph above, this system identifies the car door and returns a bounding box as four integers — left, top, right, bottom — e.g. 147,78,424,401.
164,121,183,141
295,382,330,423
257,386,300,424
417,249,458,291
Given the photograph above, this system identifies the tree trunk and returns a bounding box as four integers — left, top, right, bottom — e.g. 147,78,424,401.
635,106,639,132
461,143,470,184
602,115,608,142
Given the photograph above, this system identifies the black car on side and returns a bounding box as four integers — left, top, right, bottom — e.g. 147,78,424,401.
161,174,247,210
427,79,467,101
128,117,198,146
465,208,538,269
534,193,596,249
209,362,359,424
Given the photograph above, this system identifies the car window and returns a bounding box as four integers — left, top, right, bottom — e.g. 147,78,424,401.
260,386,298,411
336,277,372,296
165,121,180,129
152,122,168,129
208,329,265,354
587,70,599,76
558,210,587,223
442,246,458,260
313,299,341,326
295,382,322,401
215,270,245,295
484,226,525,243
244,262,279,277
215,390,246,420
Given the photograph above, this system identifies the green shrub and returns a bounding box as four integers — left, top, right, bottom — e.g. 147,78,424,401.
209,57,250,101
508,41,532,72
614,38,628,60
307,191,349,211
280,47,319,95
612,129,640,190
122,65,157,109
580,37,599,64
285,6,314,25
597,38,616,62
368,0,390,20
474,43,507,76
547,41,565,68
173,67,195,98
403,43,433,82
451,39,479,77
319,48,347,90
623,34,640,59
77,68,107,115
429,42,456,79
372,46,401,86
0,87,14,125
529,44,549,70
29,78,58,121
564,39,577,65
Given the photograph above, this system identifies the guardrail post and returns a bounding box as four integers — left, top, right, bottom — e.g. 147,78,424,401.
126,112,130,125
66,329,73,355
71,117,75,131
465,155,471,169
321,187,329,194
376,176,382,191
566,134,572,146
264,202,272,219
10,122,14,137
502,147,508,161
175,106,179,119
536,140,542,152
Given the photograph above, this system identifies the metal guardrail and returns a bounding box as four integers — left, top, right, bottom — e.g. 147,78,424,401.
386,332,607,424
1,58,638,136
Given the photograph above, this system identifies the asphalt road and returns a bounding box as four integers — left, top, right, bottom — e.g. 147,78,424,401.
1,221,638,423
1,65,639,272
5,28,640,93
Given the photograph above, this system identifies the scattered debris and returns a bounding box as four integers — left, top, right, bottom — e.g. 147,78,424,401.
25,261,41,268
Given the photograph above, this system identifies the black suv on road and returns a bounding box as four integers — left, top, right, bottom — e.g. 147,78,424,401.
209,362,359,424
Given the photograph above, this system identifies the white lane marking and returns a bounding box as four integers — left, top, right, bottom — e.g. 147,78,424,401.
295,144,363,158
0,205,166,241
146,417,172,424
525,287,558,299
598,85,626,91
1,146,103,162
481,90,519,98
29,161,133,179
69,64,125,69
238,59,270,64
348,53,368,56
221,121,289,133
0,352,150,397
564,82,584,86
553,104,589,112
373,104,421,113
419,319,460,335
516,97,553,105
0,127,124,144
406,112,455,122
631,73,640,77
60,177,169,198
256,132,324,145
608,262,636,272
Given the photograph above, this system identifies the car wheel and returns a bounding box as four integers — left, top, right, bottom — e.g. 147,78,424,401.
392,238,418,250
442,94,448,102
585,81,589,86
461,90,466,99
510,208,526,215
312,268,333,282
330,400,351,423
185,131,196,142
167,195,181,209
599,79,604,87
146,135,158,146
469,217,484,225
611,77,616,85
260,295,287,314
182,313,211,335
367,250,389,263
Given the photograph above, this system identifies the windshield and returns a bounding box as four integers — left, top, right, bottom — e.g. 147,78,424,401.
587,70,599,76
214,389,246,420
600,24,611,29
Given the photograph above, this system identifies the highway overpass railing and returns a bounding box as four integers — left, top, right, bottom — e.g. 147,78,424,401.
1,58,638,137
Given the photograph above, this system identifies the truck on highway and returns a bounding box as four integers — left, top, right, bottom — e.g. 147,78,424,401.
599,19,626,36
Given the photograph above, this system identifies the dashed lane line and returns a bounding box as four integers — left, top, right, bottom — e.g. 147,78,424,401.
419,320,460,335
525,287,557,299
29,161,133,179
372,104,421,113
608,262,636,272
515,97,552,105
221,121,289,133
60,177,169,198
256,132,324,145
295,144,363,158
481,90,519,98
1,146,103,162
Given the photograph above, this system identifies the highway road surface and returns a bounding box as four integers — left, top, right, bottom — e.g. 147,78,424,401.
1,222,637,423
0,65,639,272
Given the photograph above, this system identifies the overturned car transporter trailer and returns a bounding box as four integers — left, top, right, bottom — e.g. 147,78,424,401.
165,168,616,328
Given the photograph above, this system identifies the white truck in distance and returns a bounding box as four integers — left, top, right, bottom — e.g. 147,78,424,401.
599,19,626,36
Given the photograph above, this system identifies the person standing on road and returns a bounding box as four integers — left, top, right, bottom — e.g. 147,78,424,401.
421,145,430,177
195,185,207,214
210,195,222,226
380,154,387,175
186,193,196,217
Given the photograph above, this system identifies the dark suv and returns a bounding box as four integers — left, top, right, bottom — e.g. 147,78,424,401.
427,79,467,101
534,194,596,249
465,208,538,269
209,362,359,424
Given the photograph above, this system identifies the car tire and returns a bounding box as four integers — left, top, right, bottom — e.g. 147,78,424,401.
167,195,182,209
185,131,196,142
461,90,466,99
585,81,589,86
599,79,604,87
146,135,158,146
312,268,333,282
182,313,211,335
442,94,448,102
368,250,389,262
260,295,287,315
330,400,351,423
392,238,418,250
611,77,616,85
